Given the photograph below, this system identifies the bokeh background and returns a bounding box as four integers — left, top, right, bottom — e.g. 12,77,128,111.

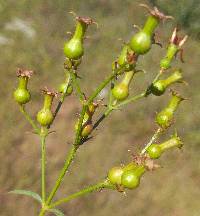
0,0,200,215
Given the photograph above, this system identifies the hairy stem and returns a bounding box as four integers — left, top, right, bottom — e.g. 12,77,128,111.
141,128,162,154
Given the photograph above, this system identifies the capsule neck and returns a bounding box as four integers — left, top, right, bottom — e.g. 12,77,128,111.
18,77,28,89
73,21,87,40
160,137,182,151
164,71,182,86
43,94,53,109
135,165,146,177
166,44,178,60
168,95,182,112
143,15,159,36
121,71,134,87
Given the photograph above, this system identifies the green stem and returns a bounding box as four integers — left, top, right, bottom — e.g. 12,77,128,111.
46,104,87,205
46,144,78,205
40,129,47,203
70,70,85,102
115,92,146,108
49,181,109,209
87,66,124,104
48,72,71,129
140,128,162,155
19,105,40,134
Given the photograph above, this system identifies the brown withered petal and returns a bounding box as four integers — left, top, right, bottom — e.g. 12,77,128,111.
145,158,161,171
139,4,173,20
16,68,34,78
76,16,95,25
41,87,58,97
127,51,138,64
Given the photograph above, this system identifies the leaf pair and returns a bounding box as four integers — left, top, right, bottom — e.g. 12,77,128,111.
9,190,64,216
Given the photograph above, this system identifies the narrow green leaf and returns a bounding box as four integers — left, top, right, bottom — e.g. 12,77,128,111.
9,189,42,203
49,208,65,216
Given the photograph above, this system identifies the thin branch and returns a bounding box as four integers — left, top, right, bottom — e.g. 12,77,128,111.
19,105,40,134
140,127,162,155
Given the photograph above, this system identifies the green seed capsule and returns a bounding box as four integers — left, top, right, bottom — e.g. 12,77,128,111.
37,108,53,126
147,144,162,159
130,5,173,55
64,17,94,60
130,31,152,55
112,71,134,101
108,166,124,185
14,88,31,104
147,133,183,159
156,108,173,128
130,14,159,54
156,91,184,128
36,88,56,127
150,69,183,96
121,166,145,189
14,69,33,104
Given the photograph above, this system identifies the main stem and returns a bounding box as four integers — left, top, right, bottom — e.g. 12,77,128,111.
46,144,78,205
41,133,47,203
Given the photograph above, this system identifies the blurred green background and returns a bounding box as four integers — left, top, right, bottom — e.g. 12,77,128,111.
0,0,200,215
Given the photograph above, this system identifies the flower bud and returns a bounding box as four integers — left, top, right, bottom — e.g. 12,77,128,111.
13,69,33,105
150,69,183,96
